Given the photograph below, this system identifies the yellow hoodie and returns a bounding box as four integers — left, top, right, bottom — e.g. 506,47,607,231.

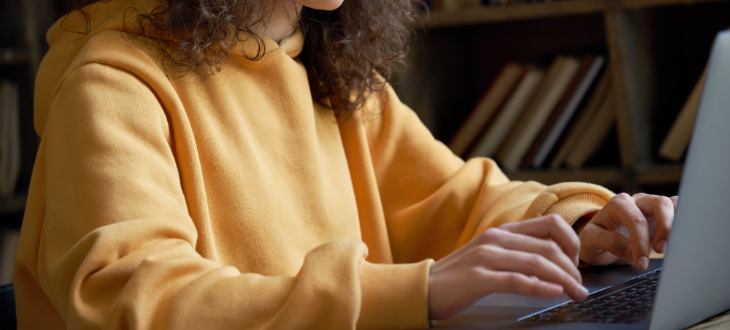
14,1,615,329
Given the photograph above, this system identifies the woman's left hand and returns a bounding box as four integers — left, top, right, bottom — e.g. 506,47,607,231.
577,193,678,269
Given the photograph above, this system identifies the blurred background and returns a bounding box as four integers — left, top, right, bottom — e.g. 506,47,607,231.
0,0,55,286
394,0,730,199
1,0,729,285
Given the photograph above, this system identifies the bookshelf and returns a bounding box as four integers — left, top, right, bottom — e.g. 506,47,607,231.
507,165,683,186
397,0,730,193
0,195,26,218
0,0,50,222
420,0,728,27
0,49,30,66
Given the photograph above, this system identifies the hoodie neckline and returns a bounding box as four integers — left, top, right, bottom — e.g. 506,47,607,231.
232,29,304,60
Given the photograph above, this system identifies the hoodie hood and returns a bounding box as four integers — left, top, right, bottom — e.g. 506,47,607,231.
34,0,304,136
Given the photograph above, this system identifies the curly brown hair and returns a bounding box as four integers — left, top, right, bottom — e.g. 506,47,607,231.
50,0,419,119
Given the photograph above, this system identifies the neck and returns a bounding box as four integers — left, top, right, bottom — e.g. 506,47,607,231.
262,2,303,43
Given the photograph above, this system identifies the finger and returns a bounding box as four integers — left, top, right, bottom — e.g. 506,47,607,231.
579,223,633,265
478,245,588,301
499,214,580,266
483,270,564,300
633,194,674,253
483,228,582,284
670,196,678,210
611,194,651,269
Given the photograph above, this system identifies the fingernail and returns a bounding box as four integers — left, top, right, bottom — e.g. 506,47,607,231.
657,240,667,253
637,256,649,270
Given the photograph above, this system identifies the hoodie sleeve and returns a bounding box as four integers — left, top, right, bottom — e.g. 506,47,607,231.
363,86,615,263
17,62,430,330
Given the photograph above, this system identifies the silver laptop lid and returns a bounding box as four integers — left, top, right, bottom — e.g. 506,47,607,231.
650,31,730,330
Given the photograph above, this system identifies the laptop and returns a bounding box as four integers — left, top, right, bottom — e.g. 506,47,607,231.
431,30,730,330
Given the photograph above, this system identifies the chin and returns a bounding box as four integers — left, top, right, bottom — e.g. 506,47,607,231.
298,0,345,11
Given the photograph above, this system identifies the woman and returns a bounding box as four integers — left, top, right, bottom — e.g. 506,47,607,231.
14,0,677,328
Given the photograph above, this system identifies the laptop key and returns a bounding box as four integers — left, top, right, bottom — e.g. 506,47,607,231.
519,269,662,323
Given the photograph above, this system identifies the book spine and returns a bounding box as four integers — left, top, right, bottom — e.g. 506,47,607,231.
449,63,523,157
469,69,545,159
501,58,580,172
533,56,606,169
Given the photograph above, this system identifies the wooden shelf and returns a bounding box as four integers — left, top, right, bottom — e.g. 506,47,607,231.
621,0,725,9
636,165,684,185
0,194,27,216
0,48,29,65
507,168,623,186
420,0,729,27
403,0,707,195
506,165,683,186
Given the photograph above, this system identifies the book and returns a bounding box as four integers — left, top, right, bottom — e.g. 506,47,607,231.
448,63,524,157
659,67,708,161
468,66,545,159
565,85,617,169
0,83,4,196
550,72,612,169
0,81,20,198
496,57,568,166
0,229,20,285
441,0,463,10
0,82,9,198
530,56,606,169
520,55,598,170
497,56,580,172
441,0,485,9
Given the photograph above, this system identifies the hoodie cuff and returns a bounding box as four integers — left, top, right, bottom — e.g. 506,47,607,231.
356,259,433,330
544,192,608,226
524,182,614,226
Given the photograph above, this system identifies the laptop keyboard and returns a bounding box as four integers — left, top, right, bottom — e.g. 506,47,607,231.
519,268,662,323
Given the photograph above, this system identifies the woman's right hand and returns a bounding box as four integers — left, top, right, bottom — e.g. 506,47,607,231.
427,214,589,320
